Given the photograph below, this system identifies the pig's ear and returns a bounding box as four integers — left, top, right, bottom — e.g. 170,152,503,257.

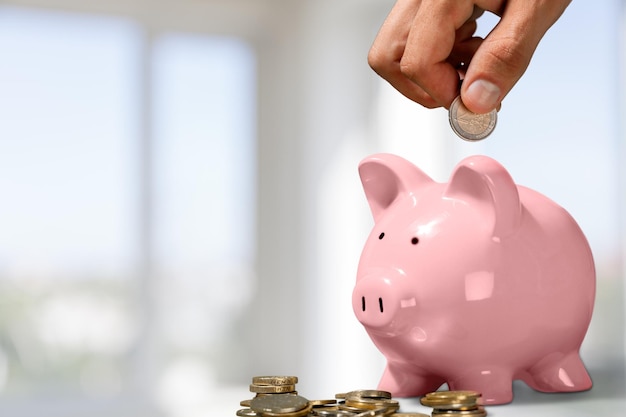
444,155,521,238
359,153,433,222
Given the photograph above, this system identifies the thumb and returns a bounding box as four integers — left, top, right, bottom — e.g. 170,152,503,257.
461,2,569,114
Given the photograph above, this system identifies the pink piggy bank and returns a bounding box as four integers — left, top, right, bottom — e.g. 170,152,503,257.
353,153,595,405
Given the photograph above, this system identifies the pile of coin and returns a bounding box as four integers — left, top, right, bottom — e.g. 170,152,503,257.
238,376,309,417
236,376,429,417
332,389,400,416
419,391,486,417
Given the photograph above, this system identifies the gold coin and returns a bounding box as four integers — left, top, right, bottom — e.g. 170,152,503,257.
420,400,478,409
353,407,396,417
425,390,481,399
310,399,337,406
236,408,261,417
251,394,309,414
346,390,392,400
261,404,312,417
449,96,497,141
312,408,354,417
420,397,478,407
253,376,299,386
431,404,480,411
311,404,339,411
422,390,481,404
431,408,487,417
345,399,399,411
250,383,297,394
338,402,364,412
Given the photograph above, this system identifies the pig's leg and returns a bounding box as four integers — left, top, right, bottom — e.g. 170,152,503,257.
525,351,592,392
378,362,444,397
447,368,514,405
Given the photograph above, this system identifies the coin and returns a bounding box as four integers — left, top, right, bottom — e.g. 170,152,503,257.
420,397,478,407
421,390,481,408
250,383,297,394
448,96,497,141
309,399,337,407
425,391,481,400
253,376,299,386
427,403,480,411
338,403,365,413
431,409,486,417
353,408,392,417
345,399,399,411
346,390,392,400
237,408,261,417
311,404,340,413
312,409,356,417
262,405,313,417
251,394,310,414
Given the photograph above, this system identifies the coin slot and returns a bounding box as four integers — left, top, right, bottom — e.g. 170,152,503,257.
378,297,384,313
362,296,366,312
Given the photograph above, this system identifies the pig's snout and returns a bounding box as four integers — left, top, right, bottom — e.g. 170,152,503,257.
353,274,414,329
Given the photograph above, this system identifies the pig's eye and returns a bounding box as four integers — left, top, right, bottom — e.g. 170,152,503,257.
378,232,385,240
411,237,419,245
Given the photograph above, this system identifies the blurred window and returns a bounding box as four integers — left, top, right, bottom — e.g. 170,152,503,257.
0,7,140,400
0,5,256,413
150,33,257,414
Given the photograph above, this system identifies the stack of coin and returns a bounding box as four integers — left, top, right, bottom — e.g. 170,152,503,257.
250,376,300,395
419,391,486,417
237,376,430,417
238,376,311,417
334,389,400,416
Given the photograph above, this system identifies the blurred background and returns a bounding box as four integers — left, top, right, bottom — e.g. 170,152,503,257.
0,0,624,416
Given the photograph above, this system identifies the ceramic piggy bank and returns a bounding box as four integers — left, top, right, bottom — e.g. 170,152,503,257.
353,153,595,405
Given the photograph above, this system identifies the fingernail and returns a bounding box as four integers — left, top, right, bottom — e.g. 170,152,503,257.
464,79,501,113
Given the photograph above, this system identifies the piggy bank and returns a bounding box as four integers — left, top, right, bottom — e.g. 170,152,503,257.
353,153,595,405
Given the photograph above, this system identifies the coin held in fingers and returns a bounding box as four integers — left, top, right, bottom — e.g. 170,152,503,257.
449,96,497,141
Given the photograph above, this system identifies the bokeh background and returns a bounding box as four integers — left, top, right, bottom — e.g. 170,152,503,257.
0,0,624,416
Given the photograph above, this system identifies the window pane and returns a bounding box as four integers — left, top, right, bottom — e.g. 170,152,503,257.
151,34,257,413
0,6,140,396
152,35,256,267
0,7,140,278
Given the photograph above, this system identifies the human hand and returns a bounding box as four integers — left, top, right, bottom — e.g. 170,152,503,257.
368,0,571,113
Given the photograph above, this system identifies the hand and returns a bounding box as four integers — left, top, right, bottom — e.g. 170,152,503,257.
368,0,571,113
